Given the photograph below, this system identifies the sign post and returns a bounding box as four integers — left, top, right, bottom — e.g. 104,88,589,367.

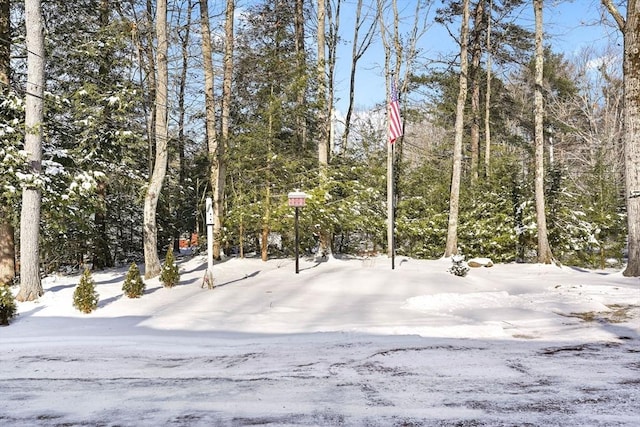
288,191,307,274
202,197,215,289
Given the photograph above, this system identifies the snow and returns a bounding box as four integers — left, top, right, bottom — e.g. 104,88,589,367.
2,255,639,426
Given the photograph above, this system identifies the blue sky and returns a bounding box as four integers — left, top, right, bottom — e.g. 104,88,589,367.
332,0,623,114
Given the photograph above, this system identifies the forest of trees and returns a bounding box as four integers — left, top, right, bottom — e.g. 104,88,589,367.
0,0,638,302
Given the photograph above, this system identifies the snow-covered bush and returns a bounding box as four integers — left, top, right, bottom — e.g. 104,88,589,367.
448,254,470,277
73,269,99,313
160,250,179,288
0,285,17,325
122,263,145,298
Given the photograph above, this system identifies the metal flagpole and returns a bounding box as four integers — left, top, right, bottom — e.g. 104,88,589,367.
388,75,402,270
391,142,395,270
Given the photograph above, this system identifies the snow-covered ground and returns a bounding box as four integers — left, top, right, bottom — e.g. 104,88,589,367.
1,254,639,426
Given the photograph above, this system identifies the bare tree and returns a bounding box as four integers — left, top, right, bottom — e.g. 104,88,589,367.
533,0,554,264
142,0,169,279
341,0,376,152
176,1,194,186
601,0,640,277
444,0,470,258
17,0,45,300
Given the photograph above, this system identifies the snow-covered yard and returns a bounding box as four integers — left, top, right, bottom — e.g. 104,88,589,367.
1,255,639,426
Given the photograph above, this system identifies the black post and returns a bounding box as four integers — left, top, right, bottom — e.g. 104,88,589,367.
295,206,300,274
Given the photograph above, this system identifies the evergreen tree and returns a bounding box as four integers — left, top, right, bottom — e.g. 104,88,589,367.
229,0,319,259
122,263,145,298
0,91,25,284
73,268,99,314
160,249,179,288
0,284,17,326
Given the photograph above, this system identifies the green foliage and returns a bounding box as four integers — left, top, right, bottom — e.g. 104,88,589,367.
73,269,99,314
3,0,626,273
13,3,149,271
160,250,180,288
545,161,625,268
0,285,17,326
396,156,451,258
122,263,145,298
0,91,26,204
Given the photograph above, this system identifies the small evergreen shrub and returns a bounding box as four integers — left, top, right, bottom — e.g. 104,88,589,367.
0,285,17,326
448,254,470,277
160,250,179,288
122,263,145,298
73,269,99,313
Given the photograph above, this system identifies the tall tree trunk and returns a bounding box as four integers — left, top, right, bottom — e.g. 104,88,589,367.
0,222,14,286
484,0,492,178
317,0,329,170
342,0,368,152
0,0,15,286
444,0,470,258
262,88,274,262
317,0,328,167
93,181,113,269
199,0,223,259
0,0,8,88
533,0,553,264
92,0,114,270
174,1,193,253
601,0,640,277
317,0,331,258
326,0,341,154
294,0,307,150
177,2,193,186
469,0,485,184
144,0,157,176
17,0,45,301
215,0,233,260
340,0,379,152
142,0,169,279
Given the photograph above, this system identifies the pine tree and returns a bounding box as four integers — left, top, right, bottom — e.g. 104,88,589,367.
122,263,145,298
0,285,17,325
73,269,99,314
159,249,179,288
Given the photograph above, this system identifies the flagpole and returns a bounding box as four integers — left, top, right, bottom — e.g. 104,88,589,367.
391,142,395,270
387,102,394,271
387,76,402,270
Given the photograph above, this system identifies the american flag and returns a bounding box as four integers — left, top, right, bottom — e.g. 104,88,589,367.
388,79,403,144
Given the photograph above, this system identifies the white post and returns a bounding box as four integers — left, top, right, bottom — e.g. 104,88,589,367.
206,197,214,271
202,197,215,288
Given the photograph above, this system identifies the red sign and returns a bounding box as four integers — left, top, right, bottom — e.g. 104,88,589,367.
288,191,307,207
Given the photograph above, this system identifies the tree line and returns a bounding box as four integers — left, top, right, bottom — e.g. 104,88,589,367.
0,0,638,303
